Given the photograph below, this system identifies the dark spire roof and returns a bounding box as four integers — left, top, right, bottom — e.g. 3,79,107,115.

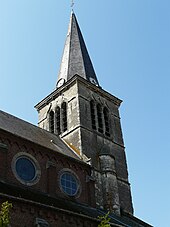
56,12,99,88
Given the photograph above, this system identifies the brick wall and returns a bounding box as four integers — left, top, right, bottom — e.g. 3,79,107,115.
0,130,95,207
0,197,98,227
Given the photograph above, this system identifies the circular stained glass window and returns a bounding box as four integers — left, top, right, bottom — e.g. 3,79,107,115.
60,172,79,196
12,153,41,186
16,157,36,182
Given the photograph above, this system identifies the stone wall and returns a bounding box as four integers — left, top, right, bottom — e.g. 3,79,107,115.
35,76,133,214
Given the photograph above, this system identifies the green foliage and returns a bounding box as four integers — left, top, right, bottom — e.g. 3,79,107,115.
0,201,12,227
98,212,111,227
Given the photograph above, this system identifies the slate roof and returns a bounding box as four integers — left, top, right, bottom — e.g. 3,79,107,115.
0,110,81,161
56,12,100,88
0,181,152,227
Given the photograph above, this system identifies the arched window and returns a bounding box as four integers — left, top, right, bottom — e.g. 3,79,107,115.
35,218,49,227
97,104,103,133
90,100,96,130
56,106,61,135
61,102,67,132
49,110,54,133
103,107,110,136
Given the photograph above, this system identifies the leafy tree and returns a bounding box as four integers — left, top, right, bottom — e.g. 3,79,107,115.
0,201,12,227
98,212,111,227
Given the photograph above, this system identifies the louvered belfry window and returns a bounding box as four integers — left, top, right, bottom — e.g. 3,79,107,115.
56,106,61,135
49,110,54,133
90,100,110,137
103,107,110,136
97,104,103,133
61,102,67,132
49,103,68,134
90,100,96,130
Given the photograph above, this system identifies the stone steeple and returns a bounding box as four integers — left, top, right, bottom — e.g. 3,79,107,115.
36,12,134,215
56,11,99,88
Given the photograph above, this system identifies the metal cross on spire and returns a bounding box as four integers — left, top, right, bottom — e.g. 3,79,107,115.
71,0,74,8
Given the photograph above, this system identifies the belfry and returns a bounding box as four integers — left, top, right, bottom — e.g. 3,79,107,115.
0,11,152,227
35,11,133,215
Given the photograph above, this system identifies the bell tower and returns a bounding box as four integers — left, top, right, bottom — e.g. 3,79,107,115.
35,12,133,215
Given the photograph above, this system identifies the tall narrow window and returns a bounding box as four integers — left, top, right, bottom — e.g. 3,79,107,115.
61,102,67,132
56,106,61,135
90,100,96,130
97,104,103,133
49,110,54,133
103,107,110,136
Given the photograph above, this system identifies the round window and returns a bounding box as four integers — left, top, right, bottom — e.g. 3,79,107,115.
16,157,36,182
12,153,41,186
60,172,79,196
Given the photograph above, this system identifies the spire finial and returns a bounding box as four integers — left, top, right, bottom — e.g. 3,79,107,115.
71,0,74,8
56,8,100,88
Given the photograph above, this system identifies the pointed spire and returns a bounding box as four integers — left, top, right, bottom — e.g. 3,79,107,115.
56,12,99,88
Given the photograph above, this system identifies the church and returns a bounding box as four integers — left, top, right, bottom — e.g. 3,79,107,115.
0,11,152,227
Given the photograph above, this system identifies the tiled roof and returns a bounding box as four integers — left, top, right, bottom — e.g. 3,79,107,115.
0,110,81,161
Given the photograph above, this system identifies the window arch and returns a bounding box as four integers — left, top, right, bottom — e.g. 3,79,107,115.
49,103,68,135
103,107,110,136
35,218,49,227
97,104,103,133
90,100,110,137
90,100,96,130
56,106,61,135
61,102,67,132
49,110,54,133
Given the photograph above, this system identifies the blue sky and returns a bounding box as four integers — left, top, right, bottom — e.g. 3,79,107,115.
0,1,170,226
